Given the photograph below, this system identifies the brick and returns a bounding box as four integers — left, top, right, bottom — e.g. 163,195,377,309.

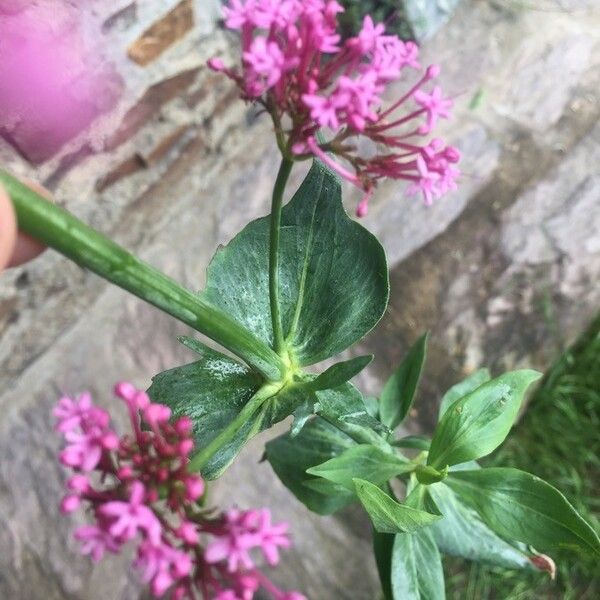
96,124,195,191
104,68,200,151
138,124,193,166
127,0,194,66
95,155,144,192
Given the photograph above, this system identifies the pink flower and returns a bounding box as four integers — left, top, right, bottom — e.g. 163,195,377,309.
253,509,291,565
135,540,192,597
414,85,453,133
74,525,121,562
56,382,302,600
406,155,439,206
60,426,117,472
205,508,292,572
211,0,460,216
100,481,162,545
243,37,290,97
350,15,385,54
215,591,242,600
53,392,93,432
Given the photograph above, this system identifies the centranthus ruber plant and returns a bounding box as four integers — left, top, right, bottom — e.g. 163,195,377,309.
55,383,304,600
1,1,598,598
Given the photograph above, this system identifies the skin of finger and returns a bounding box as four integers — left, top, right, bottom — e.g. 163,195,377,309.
0,186,18,271
8,179,51,267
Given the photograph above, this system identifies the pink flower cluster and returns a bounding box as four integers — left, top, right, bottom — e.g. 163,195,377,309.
55,384,305,600
209,0,460,215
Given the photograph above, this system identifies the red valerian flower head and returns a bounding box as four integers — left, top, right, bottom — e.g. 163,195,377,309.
55,384,305,600
210,0,460,216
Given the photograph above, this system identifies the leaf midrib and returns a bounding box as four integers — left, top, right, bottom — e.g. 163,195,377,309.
284,171,324,353
451,475,600,555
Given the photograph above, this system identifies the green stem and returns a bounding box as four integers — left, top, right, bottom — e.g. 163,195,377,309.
188,382,281,472
0,170,286,382
269,157,294,354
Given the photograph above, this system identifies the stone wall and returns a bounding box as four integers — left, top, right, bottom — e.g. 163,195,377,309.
0,1,599,598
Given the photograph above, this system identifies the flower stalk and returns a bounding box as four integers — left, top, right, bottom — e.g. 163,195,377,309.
269,157,294,355
0,169,286,382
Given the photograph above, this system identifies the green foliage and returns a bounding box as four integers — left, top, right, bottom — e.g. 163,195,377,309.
147,337,262,479
379,333,428,430
307,444,412,490
373,531,395,600
447,468,600,557
265,417,357,515
391,528,446,600
202,160,388,368
142,155,597,598
428,370,542,469
314,383,391,444
447,317,600,598
354,479,441,534
306,355,373,392
427,481,532,568
438,368,491,420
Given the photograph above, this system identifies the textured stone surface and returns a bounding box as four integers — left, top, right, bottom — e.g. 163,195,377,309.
128,0,194,66
0,0,599,598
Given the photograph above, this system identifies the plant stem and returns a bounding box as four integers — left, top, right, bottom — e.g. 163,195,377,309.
188,383,281,473
0,169,286,382
269,157,294,354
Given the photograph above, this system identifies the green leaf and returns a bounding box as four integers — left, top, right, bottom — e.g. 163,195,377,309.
380,333,428,430
438,368,491,420
315,383,391,444
373,531,395,600
306,355,373,391
446,468,600,557
289,400,317,437
201,159,389,367
265,417,356,515
392,435,431,451
148,337,306,479
354,478,441,534
147,338,261,479
307,444,412,490
427,482,531,568
391,528,445,600
428,370,542,469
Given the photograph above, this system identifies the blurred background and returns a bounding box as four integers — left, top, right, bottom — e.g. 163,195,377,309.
0,1,598,598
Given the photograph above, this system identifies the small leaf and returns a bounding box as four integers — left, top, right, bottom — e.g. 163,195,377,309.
149,338,308,479
306,355,373,391
415,465,448,485
307,444,412,490
201,160,389,367
148,339,261,479
427,482,531,568
428,370,542,470
438,368,491,420
289,400,316,437
354,478,441,534
446,468,600,557
380,333,428,430
315,383,390,444
391,528,445,600
364,395,379,418
265,417,356,515
373,531,395,600
392,435,431,451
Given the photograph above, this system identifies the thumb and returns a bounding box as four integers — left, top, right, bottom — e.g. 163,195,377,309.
0,184,18,272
